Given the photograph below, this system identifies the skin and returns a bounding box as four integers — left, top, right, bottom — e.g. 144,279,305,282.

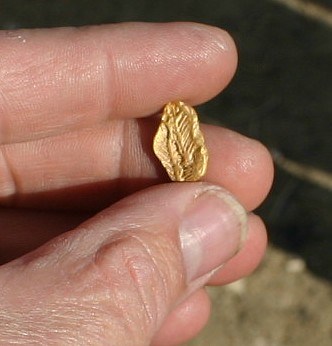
0,22,273,345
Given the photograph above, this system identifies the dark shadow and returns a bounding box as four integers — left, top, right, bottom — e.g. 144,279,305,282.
0,177,165,265
258,168,332,281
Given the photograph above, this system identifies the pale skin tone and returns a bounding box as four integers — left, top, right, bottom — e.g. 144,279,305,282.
0,23,273,345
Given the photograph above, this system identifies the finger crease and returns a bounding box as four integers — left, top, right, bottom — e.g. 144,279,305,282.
0,88,11,144
0,147,18,203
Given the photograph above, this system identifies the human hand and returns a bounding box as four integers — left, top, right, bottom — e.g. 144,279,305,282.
0,23,273,345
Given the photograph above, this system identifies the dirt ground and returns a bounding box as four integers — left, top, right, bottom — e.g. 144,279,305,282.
1,0,331,345
185,246,332,346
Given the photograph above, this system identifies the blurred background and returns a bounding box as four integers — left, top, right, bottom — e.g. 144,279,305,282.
0,0,331,345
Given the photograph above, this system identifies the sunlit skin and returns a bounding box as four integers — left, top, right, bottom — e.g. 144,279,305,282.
0,23,273,345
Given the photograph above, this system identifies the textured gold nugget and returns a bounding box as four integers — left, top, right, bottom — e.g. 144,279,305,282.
153,101,208,182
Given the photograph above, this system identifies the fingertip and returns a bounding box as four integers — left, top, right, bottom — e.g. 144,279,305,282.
151,288,211,346
208,213,268,285
178,23,238,105
239,138,274,209
205,126,274,210
106,22,239,116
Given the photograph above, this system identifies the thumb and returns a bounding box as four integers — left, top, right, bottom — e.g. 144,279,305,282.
1,183,247,345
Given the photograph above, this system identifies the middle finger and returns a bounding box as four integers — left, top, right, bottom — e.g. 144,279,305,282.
0,119,273,211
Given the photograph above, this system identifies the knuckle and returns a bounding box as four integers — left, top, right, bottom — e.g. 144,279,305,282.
91,232,183,333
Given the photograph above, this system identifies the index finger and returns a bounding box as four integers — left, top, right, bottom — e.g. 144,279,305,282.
0,22,237,144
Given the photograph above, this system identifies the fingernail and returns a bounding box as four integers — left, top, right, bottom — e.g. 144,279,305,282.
180,186,247,283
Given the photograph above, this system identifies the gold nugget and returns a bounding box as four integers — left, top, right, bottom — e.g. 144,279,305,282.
153,101,208,182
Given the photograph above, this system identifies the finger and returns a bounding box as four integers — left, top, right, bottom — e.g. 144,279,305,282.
151,289,211,346
208,214,268,285
1,183,248,345
0,22,237,144
0,122,273,211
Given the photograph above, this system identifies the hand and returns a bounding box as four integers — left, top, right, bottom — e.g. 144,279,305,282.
0,23,273,345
